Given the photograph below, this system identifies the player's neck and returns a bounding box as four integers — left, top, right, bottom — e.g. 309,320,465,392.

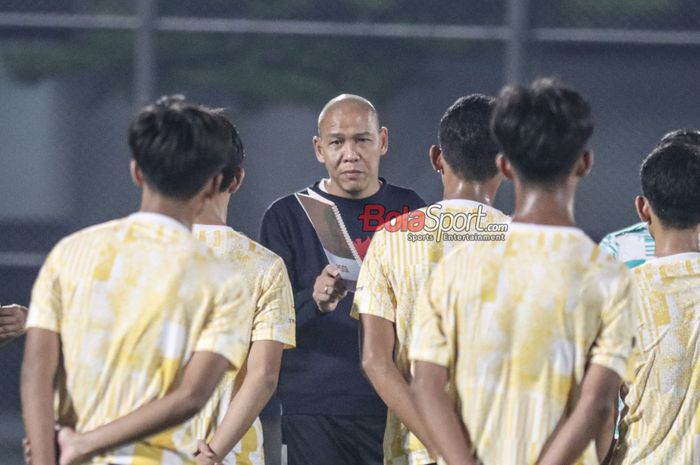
442,177,497,206
511,181,577,227
138,192,199,230
194,199,229,227
652,226,700,258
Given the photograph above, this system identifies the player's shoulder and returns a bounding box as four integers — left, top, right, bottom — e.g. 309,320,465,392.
229,229,285,266
602,222,649,241
51,218,125,254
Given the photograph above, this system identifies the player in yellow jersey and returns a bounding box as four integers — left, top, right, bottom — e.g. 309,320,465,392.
189,125,296,465
410,78,636,465
352,94,508,465
610,143,700,465
21,95,254,465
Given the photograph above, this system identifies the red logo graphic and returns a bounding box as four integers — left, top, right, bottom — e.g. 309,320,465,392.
353,236,372,260
358,205,426,233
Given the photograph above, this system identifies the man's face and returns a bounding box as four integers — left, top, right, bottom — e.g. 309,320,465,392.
314,105,388,199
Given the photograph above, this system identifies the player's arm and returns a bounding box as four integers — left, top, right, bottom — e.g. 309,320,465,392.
21,328,61,465
537,364,621,465
199,340,284,462
0,304,28,347
58,350,230,465
360,314,435,454
412,361,477,465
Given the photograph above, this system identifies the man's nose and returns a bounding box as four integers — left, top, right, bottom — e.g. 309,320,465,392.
341,142,360,162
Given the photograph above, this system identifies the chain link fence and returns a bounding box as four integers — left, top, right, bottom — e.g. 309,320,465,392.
1,0,699,462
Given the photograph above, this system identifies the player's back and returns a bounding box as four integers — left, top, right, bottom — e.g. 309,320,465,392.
29,212,252,463
614,253,700,465
352,199,509,463
190,225,295,464
418,223,633,465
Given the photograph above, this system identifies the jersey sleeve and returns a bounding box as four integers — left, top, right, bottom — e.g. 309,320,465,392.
409,256,455,368
350,229,396,322
588,265,636,378
195,273,254,370
251,256,296,348
27,245,63,333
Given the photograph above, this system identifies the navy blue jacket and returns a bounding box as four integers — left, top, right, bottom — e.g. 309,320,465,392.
259,179,425,416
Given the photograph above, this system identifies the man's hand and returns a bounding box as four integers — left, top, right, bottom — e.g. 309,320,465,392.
194,440,222,465
57,427,90,465
312,265,347,313
22,437,32,465
0,304,28,341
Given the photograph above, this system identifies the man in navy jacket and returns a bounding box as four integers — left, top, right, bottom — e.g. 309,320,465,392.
260,94,425,465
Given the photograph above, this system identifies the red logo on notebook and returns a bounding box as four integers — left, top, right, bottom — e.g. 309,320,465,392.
353,237,372,260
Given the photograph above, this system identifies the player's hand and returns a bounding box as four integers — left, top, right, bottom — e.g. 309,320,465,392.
0,304,28,339
22,437,32,465
312,265,347,313
57,427,89,465
194,440,222,465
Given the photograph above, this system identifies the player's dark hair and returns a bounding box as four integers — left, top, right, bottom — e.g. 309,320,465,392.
217,116,245,192
490,77,593,186
438,94,499,181
641,143,700,230
657,128,700,148
128,95,243,199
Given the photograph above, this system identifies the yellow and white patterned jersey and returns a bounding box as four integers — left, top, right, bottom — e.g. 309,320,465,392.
26,212,254,465
613,252,700,465
351,199,509,465
410,223,636,465
191,224,296,465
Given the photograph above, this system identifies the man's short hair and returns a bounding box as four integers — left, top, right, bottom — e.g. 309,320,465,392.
128,95,242,200
657,128,700,148
217,117,245,192
438,94,499,181
491,77,594,185
641,143,700,230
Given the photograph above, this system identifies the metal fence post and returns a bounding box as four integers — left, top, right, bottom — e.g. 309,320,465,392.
134,0,156,108
505,0,531,85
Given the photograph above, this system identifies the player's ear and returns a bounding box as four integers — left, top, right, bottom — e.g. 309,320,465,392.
635,196,652,223
428,145,443,173
313,135,325,164
130,160,145,188
496,154,513,180
227,167,245,194
575,150,594,178
379,126,389,156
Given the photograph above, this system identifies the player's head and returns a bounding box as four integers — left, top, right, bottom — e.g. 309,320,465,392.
313,94,388,198
657,128,700,148
491,77,594,187
434,94,499,182
128,95,240,200
637,143,700,230
217,117,246,194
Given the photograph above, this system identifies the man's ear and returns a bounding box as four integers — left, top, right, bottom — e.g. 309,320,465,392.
313,135,325,164
130,160,145,188
575,150,594,178
226,167,246,194
379,126,389,156
496,154,513,181
635,196,652,223
429,145,443,173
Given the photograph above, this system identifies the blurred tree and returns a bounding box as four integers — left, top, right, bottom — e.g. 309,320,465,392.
2,0,697,109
